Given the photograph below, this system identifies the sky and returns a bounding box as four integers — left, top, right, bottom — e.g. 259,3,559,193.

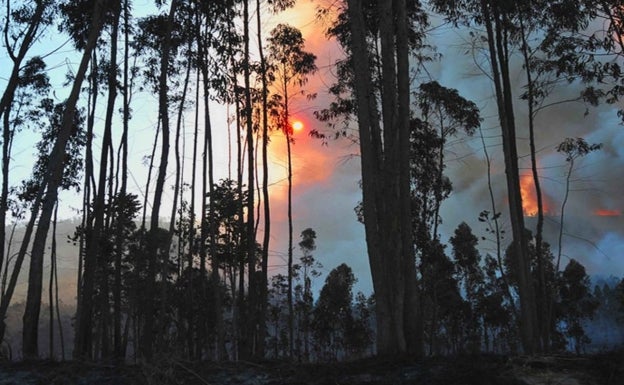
1,0,623,301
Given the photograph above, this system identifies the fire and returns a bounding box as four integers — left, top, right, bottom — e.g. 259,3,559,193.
520,174,538,216
519,173,552,216
594,209,621,216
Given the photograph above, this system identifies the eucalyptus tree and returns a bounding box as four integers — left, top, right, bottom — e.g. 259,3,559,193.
18,0,109,359
412,81,480,240
555,138,602,272
21,100,87,358
450,222,484,351
431,0,541,353
294,228,322,361
0,0,55,345
558,259,599,354
189,0,242,359
266,23,317,357
113,0,135,361
70,0,123,360
255,0,296,358
312,263,356,360
337,0,427,355
140,0,179,360
240,0,259,359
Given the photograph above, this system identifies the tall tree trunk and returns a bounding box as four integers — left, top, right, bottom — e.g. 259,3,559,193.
395,0,421,356
286,110,294,359
0,2,46,341
49,203,58,359
114,0,131,361
480,0,538,354
187,64,200,358
256,0,270,358
75,1,121,359
74,53,98,356
241,0,257,359
161,30,192,355
519,14,548,351
53,203,65,361
346,0,412,356
142,0,178,360
23,0,107,359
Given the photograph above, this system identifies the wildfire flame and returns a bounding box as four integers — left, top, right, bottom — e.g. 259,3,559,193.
519,173,552,216
594,209,621,216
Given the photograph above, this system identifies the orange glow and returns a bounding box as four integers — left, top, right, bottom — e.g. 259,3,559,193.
519,173,552,216
292,120,304,132
594,209,621,216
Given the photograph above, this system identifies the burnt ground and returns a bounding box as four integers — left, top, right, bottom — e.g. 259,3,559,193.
0,351,622,385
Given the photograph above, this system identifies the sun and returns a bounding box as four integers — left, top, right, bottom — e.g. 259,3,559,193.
292,120,304,132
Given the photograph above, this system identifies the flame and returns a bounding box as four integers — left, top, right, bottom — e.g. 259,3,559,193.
594,209,621,216
519,173,552,216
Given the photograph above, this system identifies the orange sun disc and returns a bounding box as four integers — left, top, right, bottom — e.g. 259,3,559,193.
292,121,304,132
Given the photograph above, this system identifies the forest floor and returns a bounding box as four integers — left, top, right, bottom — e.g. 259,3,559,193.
0,350,622,385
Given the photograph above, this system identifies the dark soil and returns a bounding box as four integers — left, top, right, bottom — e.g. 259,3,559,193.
0,351,622,385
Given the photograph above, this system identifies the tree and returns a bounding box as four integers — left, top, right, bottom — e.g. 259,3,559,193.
294,228,322,361
412,82,480,240
345,0,421,356
14,0,108,359
554,138,602,272
73,0,122,360
22,100,86,357
431,0,539,353
0,0,55,347
313,263,356,361
450,222,484,352
266,23,317,358
558,259,598,354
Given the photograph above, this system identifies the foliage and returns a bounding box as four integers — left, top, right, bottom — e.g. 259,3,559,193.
558,259,599,354
19,101,87,202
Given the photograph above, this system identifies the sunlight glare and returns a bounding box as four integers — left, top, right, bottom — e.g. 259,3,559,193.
292,120,304,132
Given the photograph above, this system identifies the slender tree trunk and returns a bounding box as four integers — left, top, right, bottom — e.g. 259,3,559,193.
241,0,257,359
114,0,131,361
49,204,58,360
480,0,538,353
54,205,65,361
75,2,121,359
142,0,178,360
0,2,46,341
519,15,548,351
395,0,421,356
23,0,107,359
286,114,294,359
255,0,270,359
347,0,411,356
187,64,200,358
74,54,98,354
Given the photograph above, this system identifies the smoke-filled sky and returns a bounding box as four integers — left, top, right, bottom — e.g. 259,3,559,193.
260,1,624,294
2,0,623,299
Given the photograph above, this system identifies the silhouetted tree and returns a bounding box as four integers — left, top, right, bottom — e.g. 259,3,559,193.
558,259,598,354
313,263,356,361
266,23,317,358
